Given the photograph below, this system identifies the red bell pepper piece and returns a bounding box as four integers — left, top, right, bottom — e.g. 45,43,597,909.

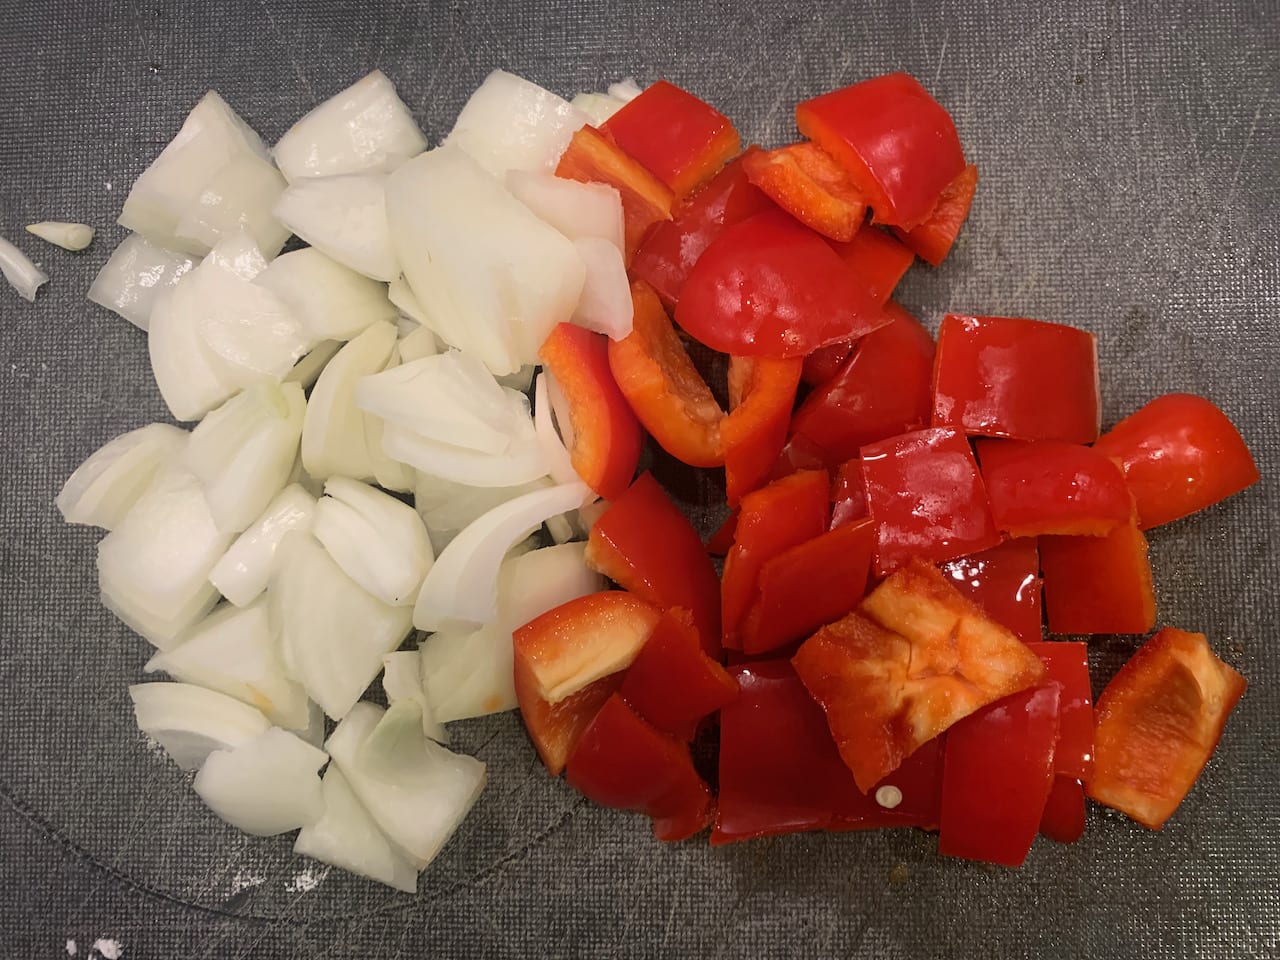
555,125,674,261
975,438,1132,537
859,426,1001,576
740,141,868,242
938,537,1043,643
1091,393,1260,529
538,323,643,500
793,559,1046,792
628,153,774,308
675,208,889,358
738,518,874,655
514,660,624,776
1038,776,1087,844
787,303,935,470
938,683,1062,867
1028,641,1094,780
893,164,978,266
1086,626,1246,830
566,693,714,841
721,356,803,506
1040,514,1157,635
607,281,726,467
829,458,868,528
931,314,1101,444
795,72,965,229
585,472,722,656
619,608,738,740
601,80,741,201
705,508,738,557
721,469,829,649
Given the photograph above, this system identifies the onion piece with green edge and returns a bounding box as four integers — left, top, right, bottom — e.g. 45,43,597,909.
413,480,591,631
175,154,290,258
57,422,187,530
533,371,580,487
0,233,48,301
273,69,427,182
313,477,434,606
571,237,633,339
569,91,627,126
129,681,271,770
256,247,398,341
208,483,315,607
272,173,399,281
193,727,327,835
26,221,95,251
271,532,413,719
184,381,306,533
506,172,624,253
88,234,194,331
326,701,486,870
294,764,419,892
382,651,448,744
413,472,551,550
145,598,311,730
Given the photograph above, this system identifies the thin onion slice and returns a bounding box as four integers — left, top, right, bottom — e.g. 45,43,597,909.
193,727,328,835
533,371,580,487
0,233,48,301
26,221,95,251
381,415,548,489
88,234,194,331
413,472,551,550
57,422,187,530
272,174,399,281
129,681,271,770
208,483,316,607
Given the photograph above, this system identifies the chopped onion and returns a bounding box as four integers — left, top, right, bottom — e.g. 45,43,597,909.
607,78,644,102
364,408,416,494
145,598,311,730
184,381,306,533
571,237,633,339
274,70,428,182
576,496,610,532
88,234,194,331
412,480,591,630
413,472,551,549
174,154,291,258
272,173,399,281
506,172,624,253
0,233,48,301
313,477,434,606
129,681,271,770
545,513,576,544
382,651,448,743
208,483,316,606
544,368,576,447
271,532,413,719
57,422,187,530
387,274,432,328
396,324,439,363
285,339,342,389
256,247,397,341
202,229,269,280
26,221,95,251
496,365,536,393
444,69,588,178
568,92,627,126
193,727,327,835
148,282,240,422
533,371,579,486
381,405,548,488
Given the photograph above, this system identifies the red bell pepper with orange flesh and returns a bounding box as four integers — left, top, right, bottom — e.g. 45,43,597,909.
829,458,868,528
1091,393,1260,530
675,208,889,358
1040,514,1157,635
1086,626,1246,830
565,693,713,841
619,608,738,740
1028,641,1094,780
740,141,868,241
628,153,774,308
601,80,741,201
585,472,722,656
975,438,1132,537
859,426,1000,576
796,72,965,229
608,281,725,467
538,323,643,500
932,314,1101,444
514,659,623,776
722,355,803,506
721,469,829,650
788,303,935,470
555,125,674,261
939,537,1043,643
938,683,1061,867
893,164,978,266
793,559,1046,792
1039,776,1087,844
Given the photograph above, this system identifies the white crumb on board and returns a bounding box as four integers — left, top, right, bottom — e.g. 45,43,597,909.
230,866,266,894
141,734,169,761
287,865,328,892
65,940,77,956
92,939,123,959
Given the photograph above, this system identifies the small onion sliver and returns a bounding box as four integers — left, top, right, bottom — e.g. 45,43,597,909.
0,233,48,301
533,371,580,486
26,221,95,251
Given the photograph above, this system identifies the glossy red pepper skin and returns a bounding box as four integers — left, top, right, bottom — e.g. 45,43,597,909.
722,356,803,506
1091,393,1260,529
931,314,1101,444
938,537,1043,643
1040,514,1156,635
829,458,869,529
705,508,739,556
1027,641,1094,780
1039,775,1087,844
938,683,1062,867
893,164,978,266
741,141,868,241
514,660,624,777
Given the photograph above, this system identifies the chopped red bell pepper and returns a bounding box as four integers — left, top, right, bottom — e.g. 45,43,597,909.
938,537,1043,643
601,80,741,201
893,164,978,266
931,314,1101,444
829,458,868,528
608,280,725,467
859,426,1001,576
793,559,1046,792
721,469,830,650
1040,514,1156,635
788,303,935,470
721,355,803,506
1038,775,1087,844
555,125,674,261
1086,626,1246,830
975,438,1132,537
795,72,965,229
566,694,714,841
628,153,774,308
675,208,890,358
938,683,1061,867
1027,641,1094,780
619,608,738,740
585,472,722,656
705,507,738,556
740,141,868,242
538,323,643,500
1091,393,1260,530
514,659,624,776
